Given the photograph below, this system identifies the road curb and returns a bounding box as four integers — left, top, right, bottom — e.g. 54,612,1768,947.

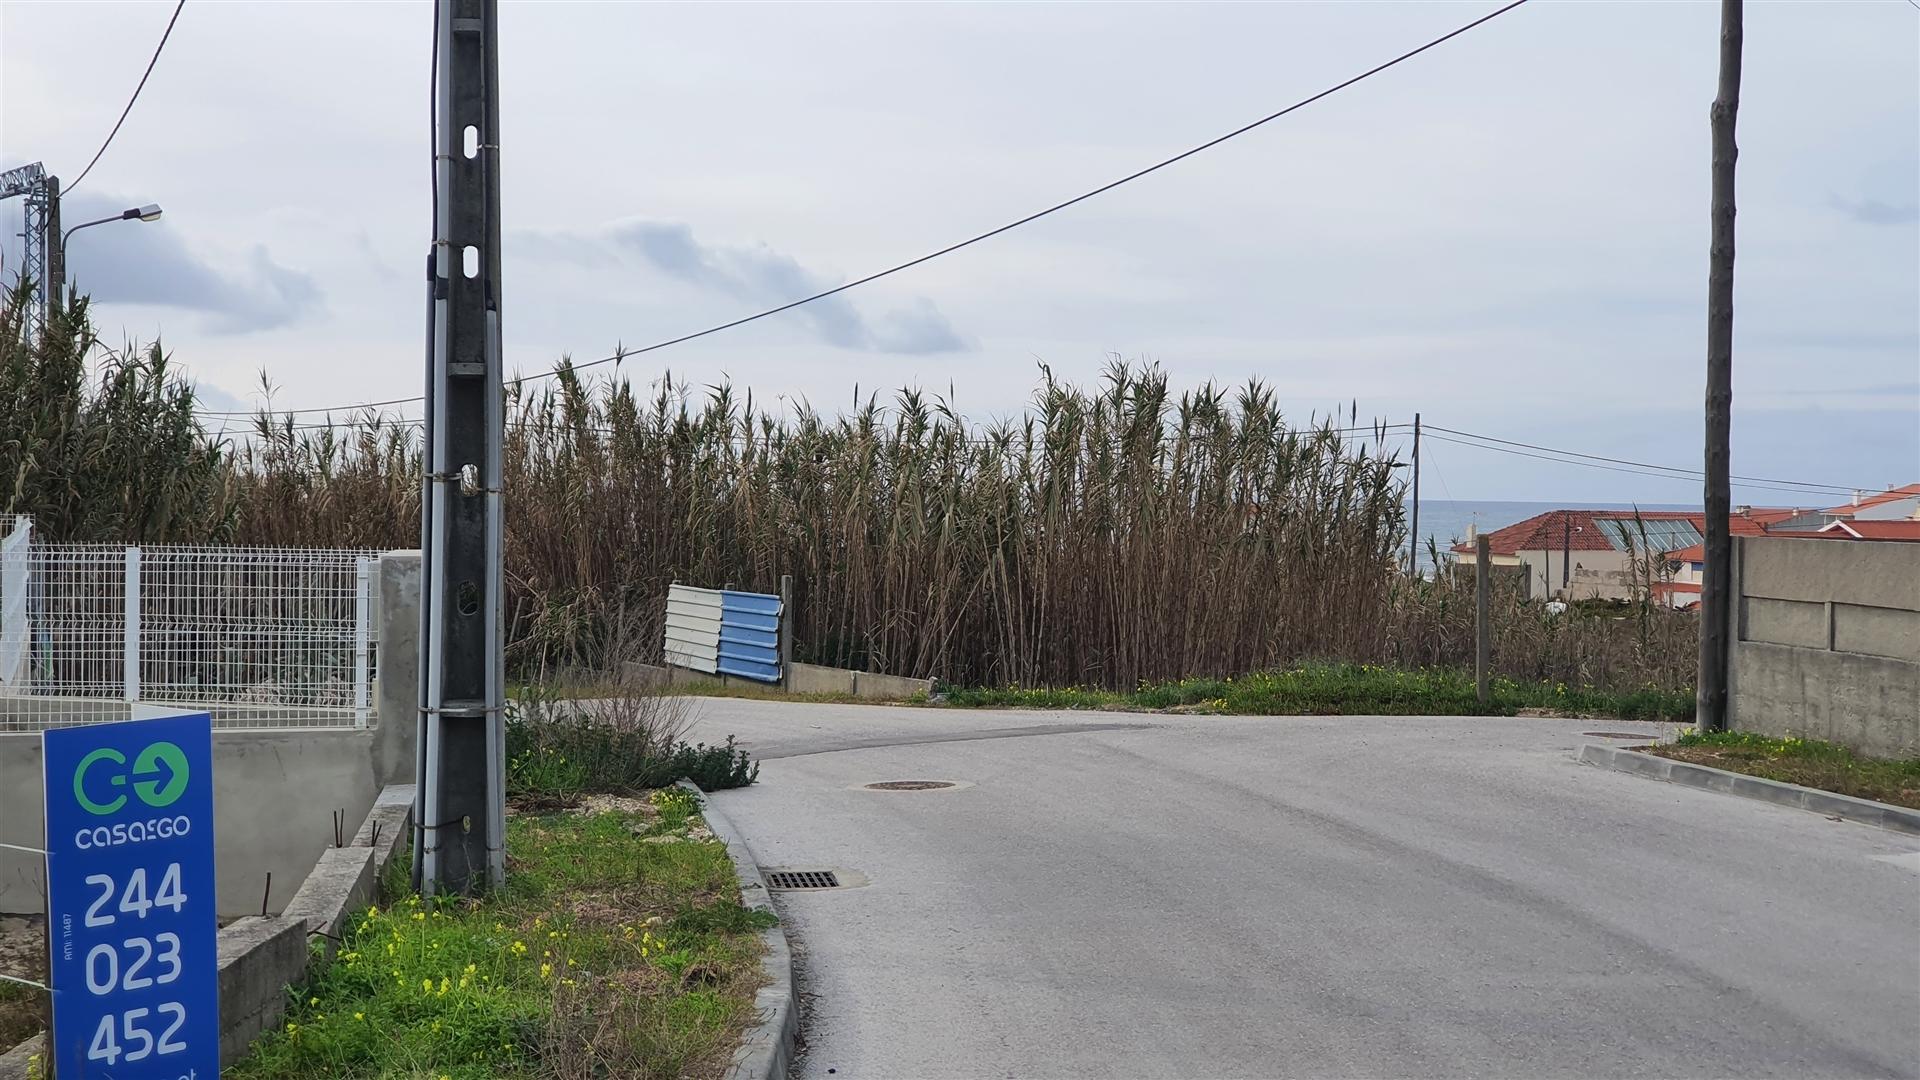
1578,743,1920,836
678,779,797,1080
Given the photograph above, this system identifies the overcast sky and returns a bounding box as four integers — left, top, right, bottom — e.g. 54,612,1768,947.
3,0,1915,503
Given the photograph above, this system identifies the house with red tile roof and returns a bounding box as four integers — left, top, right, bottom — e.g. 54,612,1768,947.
1764,483,1920,533
1453,507,1799,603
1654,495,1920,607
1831,483,1920,519
1814,519,1920,541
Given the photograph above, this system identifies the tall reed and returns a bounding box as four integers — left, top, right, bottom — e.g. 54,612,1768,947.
3,284,1694,693
360,360,1412,686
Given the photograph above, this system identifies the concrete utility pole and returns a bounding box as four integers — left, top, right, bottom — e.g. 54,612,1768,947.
1475,534,1491,705
416,0,506,895
1698,0,1742,732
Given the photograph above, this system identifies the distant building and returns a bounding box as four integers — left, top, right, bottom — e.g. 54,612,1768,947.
1452,507,1791,603
1813,519,1920,541
1764,483,1920,533
1450,483,1920,606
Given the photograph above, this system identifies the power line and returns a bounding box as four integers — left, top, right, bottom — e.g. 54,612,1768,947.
1427,424,1859,496
204,403,1867,501
63,1,188,196
1420,432,1857,501
196,0,1531,418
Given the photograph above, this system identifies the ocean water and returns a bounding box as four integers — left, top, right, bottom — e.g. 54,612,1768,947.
1406,500,1698,573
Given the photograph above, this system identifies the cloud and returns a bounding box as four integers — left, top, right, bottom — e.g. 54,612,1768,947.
530,219,966,355
1828,195,1920,226
48,194,322,334
869,297,966,354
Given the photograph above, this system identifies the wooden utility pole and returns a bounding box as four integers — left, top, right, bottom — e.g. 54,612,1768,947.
1475,534,1491,705
44,177,63,313
1409,413,1422,574
1698,0,1742,732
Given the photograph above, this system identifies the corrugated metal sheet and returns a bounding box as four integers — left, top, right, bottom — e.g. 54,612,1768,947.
664,584,783,682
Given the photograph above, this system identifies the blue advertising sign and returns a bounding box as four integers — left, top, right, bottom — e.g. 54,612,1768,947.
42,712,219,1079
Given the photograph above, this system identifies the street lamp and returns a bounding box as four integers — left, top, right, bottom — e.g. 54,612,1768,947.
63,203,163,249
50,203,161,310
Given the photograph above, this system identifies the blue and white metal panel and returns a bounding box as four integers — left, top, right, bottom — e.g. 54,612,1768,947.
664,584,783,682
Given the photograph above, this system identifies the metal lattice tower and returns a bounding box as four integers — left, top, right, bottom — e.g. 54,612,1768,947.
1,163,51,327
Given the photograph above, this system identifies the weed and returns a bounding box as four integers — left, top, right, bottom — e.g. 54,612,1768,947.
506,684,757,802
943,663,1693,721
1651,731,1920,808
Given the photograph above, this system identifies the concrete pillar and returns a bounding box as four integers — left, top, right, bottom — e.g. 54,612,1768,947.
374,550,421,788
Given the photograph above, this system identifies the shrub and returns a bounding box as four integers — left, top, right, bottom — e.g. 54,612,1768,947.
505,683,757,799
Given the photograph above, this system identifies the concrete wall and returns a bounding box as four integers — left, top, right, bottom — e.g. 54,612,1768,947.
628,659,935,700
0,784,415,1077
1517,548,1635,602
0,551,419,916
1728,537,1920,757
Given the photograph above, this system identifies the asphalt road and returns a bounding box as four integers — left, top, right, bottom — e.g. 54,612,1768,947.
687,700,1920,1080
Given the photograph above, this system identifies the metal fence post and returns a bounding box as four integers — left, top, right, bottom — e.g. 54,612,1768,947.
779,573,794,686
354,556,373,728
123,546,141,703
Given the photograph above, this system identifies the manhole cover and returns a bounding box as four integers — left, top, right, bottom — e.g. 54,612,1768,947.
864,780,958,791
1584,732,1655,740
766,870,840,890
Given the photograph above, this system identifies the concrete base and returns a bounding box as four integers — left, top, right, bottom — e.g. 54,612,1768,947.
216,915,311,1065
0,1034,40,1079
849,669,935,701
784,662,934,700
638,660,934,702
281,846,377,957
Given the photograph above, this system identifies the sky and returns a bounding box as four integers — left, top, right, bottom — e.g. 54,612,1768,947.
2,0,1915,504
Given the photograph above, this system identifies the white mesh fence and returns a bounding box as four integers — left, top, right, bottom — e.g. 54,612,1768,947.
0,518,379,731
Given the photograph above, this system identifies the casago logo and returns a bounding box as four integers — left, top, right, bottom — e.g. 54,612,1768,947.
72,741,190,815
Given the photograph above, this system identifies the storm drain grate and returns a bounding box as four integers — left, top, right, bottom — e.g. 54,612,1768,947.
1584,732,1656,740
766,870,840,890
865,780,958,791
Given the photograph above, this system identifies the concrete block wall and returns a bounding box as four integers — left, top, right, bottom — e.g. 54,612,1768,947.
1729,537,1920,757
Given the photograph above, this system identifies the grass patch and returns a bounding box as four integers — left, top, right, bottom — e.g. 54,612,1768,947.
942,663,1693,722
229,791,774,1079
1646,730,1920,809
